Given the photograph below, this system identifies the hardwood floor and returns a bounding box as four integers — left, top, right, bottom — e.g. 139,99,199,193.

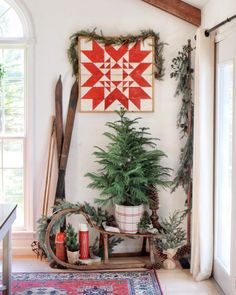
3,256,224,294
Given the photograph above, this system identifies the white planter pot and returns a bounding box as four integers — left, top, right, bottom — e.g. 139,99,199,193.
163,248,177,270
115,204,144,234
67,250,79,264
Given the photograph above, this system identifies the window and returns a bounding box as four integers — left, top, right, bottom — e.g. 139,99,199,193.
0,0,33,231
0,0,23,38
215,61,233,273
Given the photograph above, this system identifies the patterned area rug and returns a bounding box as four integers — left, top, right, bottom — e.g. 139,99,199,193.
10,270,163,295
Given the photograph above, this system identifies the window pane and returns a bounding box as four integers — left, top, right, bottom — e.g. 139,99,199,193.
0,88,3,107
3,168,23,197
15,202,24,227
0,108,2,133
0,1,26,230
0,169,2,199
0,139,2,166
215,62,233,273
3,49,24,81
3,168,24,227
4,80,24,108
3,139,23,168
0,48,25,136
0,0,23,38
0,0,8,15
4,107,24,134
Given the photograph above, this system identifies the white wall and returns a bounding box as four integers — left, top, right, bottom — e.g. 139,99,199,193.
22,0,196,252
202,0,236,28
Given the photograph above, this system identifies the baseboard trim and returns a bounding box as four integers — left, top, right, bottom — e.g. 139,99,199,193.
12,247,35,256
0,247,34,258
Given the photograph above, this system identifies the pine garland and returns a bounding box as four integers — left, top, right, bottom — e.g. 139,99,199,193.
37,216,52,258
170,44,194,194
36,200,123,259
68,29,165,79
83,202,109,227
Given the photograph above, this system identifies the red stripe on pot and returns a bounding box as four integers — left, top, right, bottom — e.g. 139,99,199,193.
116,212,143,217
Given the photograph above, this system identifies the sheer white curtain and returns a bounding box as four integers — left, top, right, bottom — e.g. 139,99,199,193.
191,28,215,281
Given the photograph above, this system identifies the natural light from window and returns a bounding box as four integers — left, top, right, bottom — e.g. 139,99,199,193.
215,61,233,274
0,0,23,37
0,0,25,228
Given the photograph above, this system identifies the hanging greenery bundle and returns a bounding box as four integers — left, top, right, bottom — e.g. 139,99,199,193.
68,29,165,79
170,43,194,194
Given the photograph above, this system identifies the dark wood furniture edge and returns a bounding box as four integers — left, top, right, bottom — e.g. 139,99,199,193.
0,205,17,230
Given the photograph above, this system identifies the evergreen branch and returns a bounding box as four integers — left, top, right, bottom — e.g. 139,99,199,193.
83,202,109,226
155,210,186,250
170,44,194,194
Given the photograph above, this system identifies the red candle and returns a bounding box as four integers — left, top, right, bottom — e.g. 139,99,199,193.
55,232,66,261
79,223,89,259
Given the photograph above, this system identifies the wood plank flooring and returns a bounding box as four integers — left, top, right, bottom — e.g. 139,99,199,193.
1,256,225,294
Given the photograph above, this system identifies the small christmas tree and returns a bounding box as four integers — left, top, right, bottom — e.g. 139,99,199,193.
156,211,186,250
65,224,79,252
86,108,172,206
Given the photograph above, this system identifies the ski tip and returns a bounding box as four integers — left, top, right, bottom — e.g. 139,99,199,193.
56,75,62,87
70,79,79,97
72,79,79,88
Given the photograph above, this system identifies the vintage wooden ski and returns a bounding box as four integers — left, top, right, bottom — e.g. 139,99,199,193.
55,75,64,165
42,116,56,217
54,80,79,204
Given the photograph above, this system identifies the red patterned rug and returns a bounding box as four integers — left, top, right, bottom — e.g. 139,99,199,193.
9,270,163,294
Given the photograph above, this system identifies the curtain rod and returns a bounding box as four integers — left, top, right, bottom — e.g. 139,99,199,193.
205,14,236,37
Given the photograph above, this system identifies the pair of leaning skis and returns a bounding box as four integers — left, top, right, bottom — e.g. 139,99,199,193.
54,76,79,206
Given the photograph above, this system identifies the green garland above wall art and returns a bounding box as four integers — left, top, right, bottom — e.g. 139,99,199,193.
68,29,165,80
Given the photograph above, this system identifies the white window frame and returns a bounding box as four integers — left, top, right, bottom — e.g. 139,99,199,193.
0,0,35,235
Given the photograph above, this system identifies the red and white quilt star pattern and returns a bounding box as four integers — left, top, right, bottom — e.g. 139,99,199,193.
78,37,154,112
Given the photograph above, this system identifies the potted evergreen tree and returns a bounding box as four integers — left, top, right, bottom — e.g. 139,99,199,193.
65,223,79,264
155,211,186,269
86,109,171,233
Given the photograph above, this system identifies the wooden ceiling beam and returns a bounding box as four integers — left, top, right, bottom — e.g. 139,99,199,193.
142,0,201,27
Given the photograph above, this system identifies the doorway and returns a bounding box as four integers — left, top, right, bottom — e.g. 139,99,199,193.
214,26,236,295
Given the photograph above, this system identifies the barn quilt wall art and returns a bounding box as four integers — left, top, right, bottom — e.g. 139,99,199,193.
68,30,164,112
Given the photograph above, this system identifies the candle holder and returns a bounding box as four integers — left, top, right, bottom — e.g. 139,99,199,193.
148,185,161,229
